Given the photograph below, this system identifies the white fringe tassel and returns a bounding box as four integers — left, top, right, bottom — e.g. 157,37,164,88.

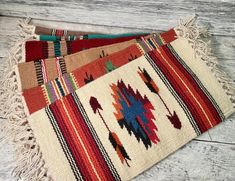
0,18,51,180
175,14,235,107
0,15,234,181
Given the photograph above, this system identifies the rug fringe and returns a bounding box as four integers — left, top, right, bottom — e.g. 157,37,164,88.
0,18,36,117
0,18,51,180
175,14,235,108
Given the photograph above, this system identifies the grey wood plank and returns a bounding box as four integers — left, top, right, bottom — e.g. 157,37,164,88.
0,0,234,36
133,141,235,181
209,114,235,144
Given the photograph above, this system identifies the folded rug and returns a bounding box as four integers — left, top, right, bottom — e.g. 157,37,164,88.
34,25,100,36
24,34,147,62
18,39,138,90
27,36,234,181
1,16,234,181
17,29,176,90
21,30,177,114
22,23,147,41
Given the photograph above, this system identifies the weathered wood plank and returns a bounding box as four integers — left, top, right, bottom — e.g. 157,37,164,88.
0,0,234,36
209,114,235,144
133,141,235,181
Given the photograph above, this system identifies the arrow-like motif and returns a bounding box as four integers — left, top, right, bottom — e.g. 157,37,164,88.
138,67,182,129
89,96,131,166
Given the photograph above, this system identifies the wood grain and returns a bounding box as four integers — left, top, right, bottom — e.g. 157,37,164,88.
0,0,234,36
133,141,235,181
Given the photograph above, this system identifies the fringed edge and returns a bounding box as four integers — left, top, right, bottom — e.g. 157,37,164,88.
174,14,235,108
0,18,36,117
0,18,51,180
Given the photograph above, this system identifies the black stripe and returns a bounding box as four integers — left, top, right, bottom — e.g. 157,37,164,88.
72,93,121,181
45,107,83,180
167,44,225,120
58,57,67,74
145,54,201,135
34,61,44,85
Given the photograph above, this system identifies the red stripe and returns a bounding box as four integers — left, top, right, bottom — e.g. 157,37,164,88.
50,101,92,180
62,98,103,180
25,34,144,62
65,94,115,180
149,51,207,131
57,99,99,180
160,29,177,44
161,46,221,125
149,49,221,133
50,94,115,180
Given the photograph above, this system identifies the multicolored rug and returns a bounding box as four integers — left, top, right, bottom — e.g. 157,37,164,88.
0,15,234,181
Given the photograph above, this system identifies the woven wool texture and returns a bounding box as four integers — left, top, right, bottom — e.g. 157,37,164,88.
28,37,234,180
1,16,234,181
38,33,148,41
34,26,147,41
20,30,177,114
24,34,147,62
17,29,176,90
34,26,98,36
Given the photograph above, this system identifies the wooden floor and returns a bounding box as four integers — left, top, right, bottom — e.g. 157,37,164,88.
0,0,234,180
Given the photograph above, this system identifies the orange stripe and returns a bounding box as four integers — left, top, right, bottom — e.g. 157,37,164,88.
63,98,107,180
61,98,103,180
159,48,218,127
56,100,96,179
157,48,217,128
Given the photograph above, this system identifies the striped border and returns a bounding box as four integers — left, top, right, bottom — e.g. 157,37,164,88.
34,59,48,85
145,54,201,135
34,60,44,85
166,44,224,120
46,107,84,180
44,74,77,104
145,45,223,134
45,93,120,180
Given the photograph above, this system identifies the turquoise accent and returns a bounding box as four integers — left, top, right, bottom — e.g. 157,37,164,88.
86,32,147,39
39,32,147,41
105,61,116,73
39,35,77,41
39,35,60,41
54,41,61,57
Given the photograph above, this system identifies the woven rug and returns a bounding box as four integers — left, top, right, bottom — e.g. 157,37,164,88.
0,15,234,181
24,34,146,62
